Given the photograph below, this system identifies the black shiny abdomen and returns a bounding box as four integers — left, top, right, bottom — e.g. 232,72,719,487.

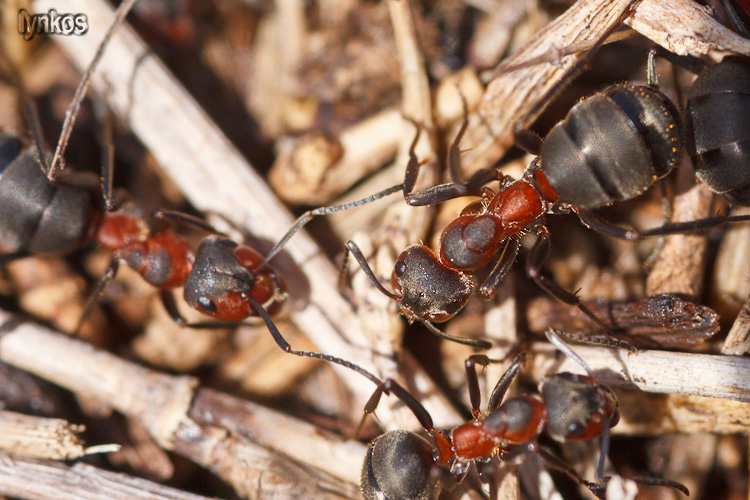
0,134,92,255
685,57,750,205
361,430,443,500
541,84,682,209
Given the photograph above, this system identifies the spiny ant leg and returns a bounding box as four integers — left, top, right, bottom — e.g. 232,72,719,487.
447,88,470,185
577,208,750,241
49,0,139,180
75,255,120,336
647,45,708,78
422,320,492,349
403,95,494,206
402,117,423,199
99,107,116,212
247,296,385,388
478,238,521,300
487,352,529,411
151,209,224,235
260,183,403,268
342,240,399,300
465,354,492,417
526,227,614,334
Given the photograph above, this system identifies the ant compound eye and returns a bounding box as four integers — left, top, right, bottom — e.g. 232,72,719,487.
394,260,407,277
198,297,218,314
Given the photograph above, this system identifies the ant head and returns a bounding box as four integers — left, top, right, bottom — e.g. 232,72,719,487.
183,235,282,321
362,430,445,500
538,373,619,442
391,244,472,323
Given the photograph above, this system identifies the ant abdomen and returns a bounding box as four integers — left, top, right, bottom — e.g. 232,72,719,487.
685,56,750,205
362,430,444,500
541,84,682,209
0,134,93,255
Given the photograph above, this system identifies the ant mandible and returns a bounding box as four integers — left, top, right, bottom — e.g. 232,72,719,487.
359,329,689,500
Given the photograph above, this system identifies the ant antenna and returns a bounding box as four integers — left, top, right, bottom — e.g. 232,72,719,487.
545,328,596,379
258,183,404,269
49,0,138,181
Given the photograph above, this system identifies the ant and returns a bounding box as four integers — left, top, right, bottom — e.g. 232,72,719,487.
359,329,689,500
343,30,750,345
682,0,750,205
0,0,404,387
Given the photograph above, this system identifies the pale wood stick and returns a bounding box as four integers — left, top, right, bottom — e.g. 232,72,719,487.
528,342,750,402
0,410,119,460
0,310,365,487
0,453,220,500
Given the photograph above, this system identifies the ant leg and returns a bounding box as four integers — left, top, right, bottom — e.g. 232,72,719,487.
525,226,613,334
421,320,492,349
577,208,750,240
487,352,529,411
465,354,493,417
403,101,497,206
99,107,116,212
477,238,520,300
447,90,470,185
49,0,138,180
151,209,224,235
475,460,500,500
536,445,604,497
247,295,385,386
630,477,690,496
75,255,120,335
512,1,641,154
723,0,750,37
647,46,707,80
259,184,403,268
342,240,400,300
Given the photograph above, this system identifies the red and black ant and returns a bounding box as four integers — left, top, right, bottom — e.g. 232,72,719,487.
0,0,403,387
359,329,689,500
343,38,750,347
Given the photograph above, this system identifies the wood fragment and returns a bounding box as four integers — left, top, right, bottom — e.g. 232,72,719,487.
0,453,220,500
527,342,750,403
646,158,713,299
0,311,365,492
0,410,118,461
269,108,402,204
461,0,750,178
614,392,750,435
